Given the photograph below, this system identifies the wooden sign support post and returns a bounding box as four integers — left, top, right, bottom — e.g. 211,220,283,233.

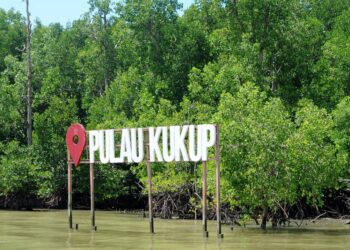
202,161,208,237
146,160,154,234
67,156,73,229
90,163,96,230
215,125,223,238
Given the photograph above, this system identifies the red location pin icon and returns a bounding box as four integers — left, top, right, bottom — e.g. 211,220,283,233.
66,123,86,167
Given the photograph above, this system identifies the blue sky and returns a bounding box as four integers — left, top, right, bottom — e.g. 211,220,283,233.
0,0,195,25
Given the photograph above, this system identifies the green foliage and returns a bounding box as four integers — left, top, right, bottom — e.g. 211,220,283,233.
32,96,79,198
215,83,295,209
215,83,346,214
333,97,350,152
0,56,26,142
0,9,25,72
0,142,37,197
332,96,350,187
286,100,342,205
307,8,350,109
72,164,131,201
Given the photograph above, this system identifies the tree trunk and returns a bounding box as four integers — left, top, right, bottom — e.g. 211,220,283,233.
258,4,270,65
25,0,33,146
102,13,109,91
261,206,268,229
271,213,278,228
231,0,245,34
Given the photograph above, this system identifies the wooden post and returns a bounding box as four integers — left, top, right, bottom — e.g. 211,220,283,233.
146,160,154,234
194,162,197,220
90,163,96,230
215,125,223,238
202,161,208,237
67,151,73,229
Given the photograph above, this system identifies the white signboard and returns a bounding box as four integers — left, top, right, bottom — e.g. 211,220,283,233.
89,124,216,163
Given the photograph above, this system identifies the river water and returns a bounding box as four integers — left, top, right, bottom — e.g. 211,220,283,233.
0,210,349,249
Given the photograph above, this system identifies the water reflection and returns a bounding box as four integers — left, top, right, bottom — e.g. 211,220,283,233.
89,229,96,249
216,237,222,250
148,234,154,250
201,237,207,250
66,229,72,248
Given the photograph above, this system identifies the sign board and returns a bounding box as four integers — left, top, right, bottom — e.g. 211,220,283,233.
89,124,216,164
65,123,222,237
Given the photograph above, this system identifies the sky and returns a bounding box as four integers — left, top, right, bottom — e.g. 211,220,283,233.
0,0,195,25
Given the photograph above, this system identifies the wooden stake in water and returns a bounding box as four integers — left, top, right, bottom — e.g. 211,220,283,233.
147,160,154,234
202,161,208,237
215,125,223,238
194,162,197,221
90,163,96,230
67,156,73,229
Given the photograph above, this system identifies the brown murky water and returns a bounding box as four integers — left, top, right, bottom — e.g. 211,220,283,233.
0,210,349,249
